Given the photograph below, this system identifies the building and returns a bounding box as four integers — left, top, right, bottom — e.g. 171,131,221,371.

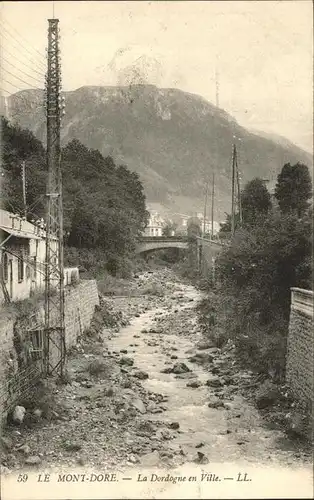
0,209,66,304
144,210,164,237
196,213,221,236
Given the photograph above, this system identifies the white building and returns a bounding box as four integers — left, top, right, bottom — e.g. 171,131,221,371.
196,213,221,236
144,210,164,237
0,209,78,304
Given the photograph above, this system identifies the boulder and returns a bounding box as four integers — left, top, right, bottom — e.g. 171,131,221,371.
255,380,281,409
25,455,41,465
133,371,149,380
186,380,201,388
131,398,146,414
12,406,26,425
206,377,223,388
140,450,160,467
119,357,134,367
196,340,216,350
208,398,224,409
189,353,213,364
168,422,180,430
172,363,191,374
1,436,13,451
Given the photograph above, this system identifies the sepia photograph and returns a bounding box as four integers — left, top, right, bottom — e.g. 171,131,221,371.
0,1,313,499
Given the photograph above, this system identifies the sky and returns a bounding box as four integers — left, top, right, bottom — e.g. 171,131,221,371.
1,1,313,152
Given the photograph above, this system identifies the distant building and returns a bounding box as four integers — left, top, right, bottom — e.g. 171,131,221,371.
144,210,164,237
196,213,221,235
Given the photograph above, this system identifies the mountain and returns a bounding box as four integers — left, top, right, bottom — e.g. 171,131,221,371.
2,85,312,220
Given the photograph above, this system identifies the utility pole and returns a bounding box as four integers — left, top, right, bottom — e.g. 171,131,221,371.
211,172,215,239
21,161,27,219
44,18,66,378
231,144,236,236
203,181,209,236
235,148,242,224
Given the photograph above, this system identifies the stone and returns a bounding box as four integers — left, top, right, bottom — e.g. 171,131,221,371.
161,367,173,374
172,363,191,374
12,406,26,424
63,442,82,452
175,372,195,379
195,451,208,464
196,340,215,350
1,437,13,451
119,357,134,366
206,377,223,388
120,349,128,354
25,455,41,465
33,409,43,419
140,450,160,467
17,444,31,455
104,388,114,397
286,411,307,438
190,352,214,363
133,371,149,380
208,399,224,409
170,355,178,360
186,380,201,388
255,380,281,409
195,442,204,448
168,422,180,430
131,398,146,414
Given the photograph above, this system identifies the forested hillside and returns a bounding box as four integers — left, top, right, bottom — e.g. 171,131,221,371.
1,117,148,275
4,85,313,218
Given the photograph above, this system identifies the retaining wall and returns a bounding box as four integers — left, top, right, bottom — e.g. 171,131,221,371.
0,280,99,416
286,288,313,407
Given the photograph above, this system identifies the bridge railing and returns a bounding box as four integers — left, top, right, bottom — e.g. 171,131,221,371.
139,236,189,242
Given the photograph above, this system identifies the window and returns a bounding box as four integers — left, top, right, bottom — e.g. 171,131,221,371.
2,253,8,282
18,257,24,282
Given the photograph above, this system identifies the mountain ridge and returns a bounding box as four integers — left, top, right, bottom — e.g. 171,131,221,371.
2,84,312,219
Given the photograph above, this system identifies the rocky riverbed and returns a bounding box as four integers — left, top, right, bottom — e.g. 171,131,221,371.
1,269,312,474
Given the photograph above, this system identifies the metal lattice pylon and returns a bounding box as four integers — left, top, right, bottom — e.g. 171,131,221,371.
44,18,66,378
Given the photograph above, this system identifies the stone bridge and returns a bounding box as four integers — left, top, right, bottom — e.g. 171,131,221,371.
136,236,189,254
136,235,225,260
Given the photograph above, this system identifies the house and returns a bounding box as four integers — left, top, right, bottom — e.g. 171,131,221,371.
144,210,164,237
0,209,60,304
196,213,221,236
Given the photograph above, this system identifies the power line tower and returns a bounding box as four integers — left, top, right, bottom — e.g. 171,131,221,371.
231,143,242,235
43,18,66,378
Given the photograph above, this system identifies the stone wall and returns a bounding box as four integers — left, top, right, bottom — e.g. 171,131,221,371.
0,279,99,417
197,237,223,277
286,288,313,406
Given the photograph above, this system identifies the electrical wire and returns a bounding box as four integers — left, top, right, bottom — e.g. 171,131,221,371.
1,17,47,62
0,21,46,70
2,57,44,86
1,47,46,78
2,68,44,90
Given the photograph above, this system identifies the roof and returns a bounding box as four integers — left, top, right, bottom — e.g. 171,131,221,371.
0,227,42,240
0,209,46,241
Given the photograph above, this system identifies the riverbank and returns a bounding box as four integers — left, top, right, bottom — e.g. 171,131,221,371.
1,268,312,475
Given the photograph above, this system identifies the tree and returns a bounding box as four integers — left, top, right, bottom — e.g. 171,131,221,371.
2,119,149,276
216,209,312,378
187,217,201,241
275,163,312,217
219,212,241,237
241,178,272,225
162,220,177,237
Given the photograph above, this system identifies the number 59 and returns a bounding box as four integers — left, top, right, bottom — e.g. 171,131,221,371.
17,474,28,482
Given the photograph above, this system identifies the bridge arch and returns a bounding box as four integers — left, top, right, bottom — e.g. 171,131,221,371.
136,237,189,254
